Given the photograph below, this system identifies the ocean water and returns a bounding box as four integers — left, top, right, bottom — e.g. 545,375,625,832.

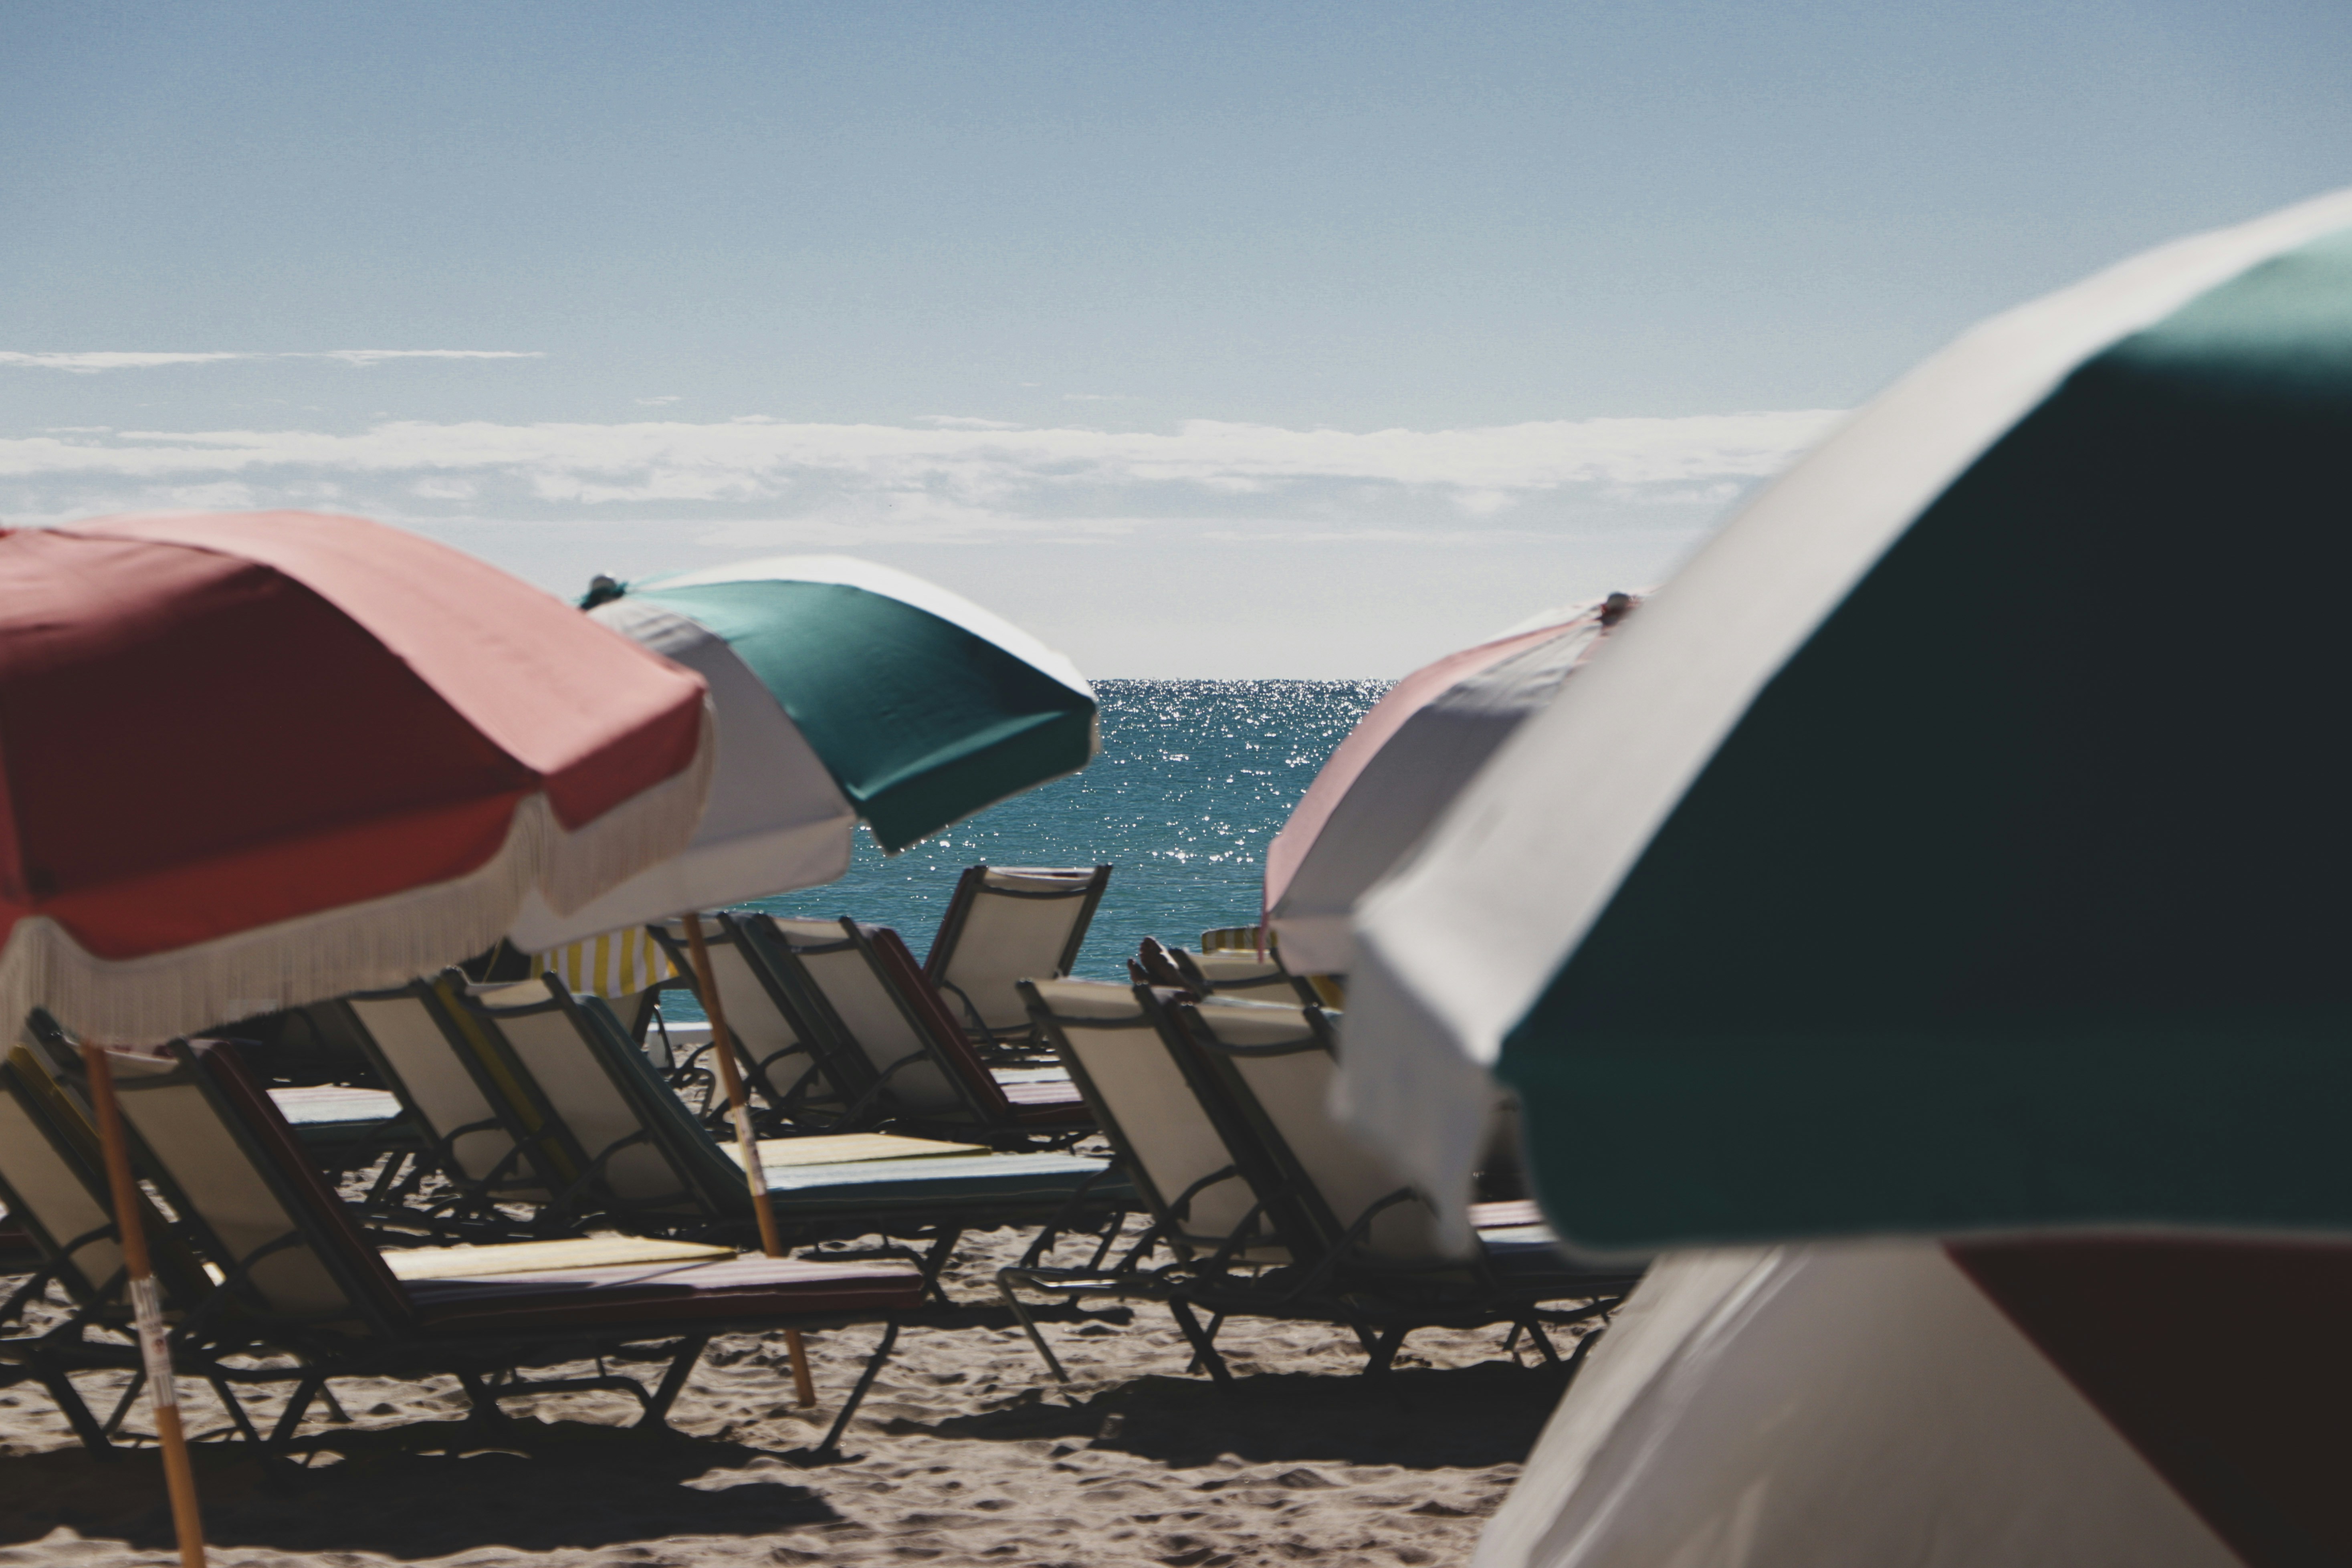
741,679,1385,982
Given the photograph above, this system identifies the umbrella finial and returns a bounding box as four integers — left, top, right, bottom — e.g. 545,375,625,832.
1600,591,1634,627
580,574,626,609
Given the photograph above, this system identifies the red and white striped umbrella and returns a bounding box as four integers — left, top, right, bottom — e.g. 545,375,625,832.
0,509,714,1043
1,509,715,1565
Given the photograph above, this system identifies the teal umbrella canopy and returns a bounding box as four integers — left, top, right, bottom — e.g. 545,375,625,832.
625,558,1098,855
1341,188,2352,1255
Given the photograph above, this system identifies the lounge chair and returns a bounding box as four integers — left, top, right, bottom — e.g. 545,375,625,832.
739,915,1094,1147
647,915,851,1126
1173,946,1323,1008
0,1046,226,1449
1002,981,1642,1384
334,980,577,1233
0,1044,697,1449
20,1021,923,1457
439,973,1131,1266
924,865,1112,1051
1016,980,1286,1269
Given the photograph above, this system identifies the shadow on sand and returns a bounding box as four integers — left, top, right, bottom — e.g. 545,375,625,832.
0,1419,841,1556
0,1360,1570,1556
898,1360,1580,1470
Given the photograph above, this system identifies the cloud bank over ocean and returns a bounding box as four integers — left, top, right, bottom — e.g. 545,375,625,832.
0,408,1842,549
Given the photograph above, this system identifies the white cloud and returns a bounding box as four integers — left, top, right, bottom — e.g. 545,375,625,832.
0,408,1844,547
0,350,543,373
636,395,683,406
1,352,248,372
316,350,544,367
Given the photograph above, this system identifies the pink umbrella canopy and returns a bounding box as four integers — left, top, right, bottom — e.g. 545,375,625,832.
1263,596,1631,973
0,510,714,1043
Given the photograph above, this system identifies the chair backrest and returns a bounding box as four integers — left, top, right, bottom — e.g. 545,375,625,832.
925,865,1112,1037
450,977,741,1219
0,1046,133,1306
1172,947,1317,1008
1134,936,1192,993
1167,995,1447,1265
102,1037,410,1331
338,982,557,1196
12,1036,234,1318
1021,980,1279,1262
650,917,842,1111
743,916,983,1120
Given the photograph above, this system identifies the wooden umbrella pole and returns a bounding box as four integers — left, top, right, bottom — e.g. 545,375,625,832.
83,1043,207,1568
680,914,816,1409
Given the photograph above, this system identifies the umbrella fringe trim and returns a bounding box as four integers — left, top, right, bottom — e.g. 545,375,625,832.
2,707,714,1045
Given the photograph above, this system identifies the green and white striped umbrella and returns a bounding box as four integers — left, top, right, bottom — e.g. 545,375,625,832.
511,556,1096,950
1341,187,2352,1255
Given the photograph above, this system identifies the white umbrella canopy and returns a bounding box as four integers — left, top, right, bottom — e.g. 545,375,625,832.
1478,1235,2352,1568
508,596,858,950
1340,186,2352,1254
509,555,1097,950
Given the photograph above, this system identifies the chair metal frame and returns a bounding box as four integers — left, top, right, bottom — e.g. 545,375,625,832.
14,1017,921,1461
1001,981,1641,1386
923,864,1112,1052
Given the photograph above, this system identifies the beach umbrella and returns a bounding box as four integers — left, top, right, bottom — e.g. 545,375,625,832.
0,510,713,1566
1263,597,1629,975
500,555,1097,1408
508,555,1098,950
1339,186,2352,1255
1479,1235,2346,1568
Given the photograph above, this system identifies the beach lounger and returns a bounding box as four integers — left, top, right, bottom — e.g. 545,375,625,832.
335,980,574,1232
0,1044,315,1449
266,1084,419,1172
1133,938,1330,1011
1000,984,1641,1384
1172,946,1323,1009
19,1022,924,1457
648,915,851,1126
1017,980,1287,1269
923,865,1111,1049
1156,992,1644,1374
441,973,1131,1261
740,915,1094,1148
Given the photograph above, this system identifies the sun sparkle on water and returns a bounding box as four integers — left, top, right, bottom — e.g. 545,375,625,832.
672,680,1384,1007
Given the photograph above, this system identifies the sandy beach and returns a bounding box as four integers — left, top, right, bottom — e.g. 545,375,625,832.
0,1215,1594,1568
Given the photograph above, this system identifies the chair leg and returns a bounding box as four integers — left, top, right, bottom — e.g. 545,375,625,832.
205,1374,266,1447
994,1270,1070,1385
1362,1325,1409,1376
636,1335,712,1429
918,1229,962,1303
1183,1312,1228,1376
457,1371,510,1427
1523,1320,1560,1367
34,1361,114,1455
813,1321,900,1459
266,1375,324,1455
1168,1301,1234,1389
103,1368,146,1438
1082,1210,1124,1272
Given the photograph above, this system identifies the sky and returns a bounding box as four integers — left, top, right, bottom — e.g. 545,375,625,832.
4,1,2347,676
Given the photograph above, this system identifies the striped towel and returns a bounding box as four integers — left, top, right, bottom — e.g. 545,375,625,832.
533,926,676,999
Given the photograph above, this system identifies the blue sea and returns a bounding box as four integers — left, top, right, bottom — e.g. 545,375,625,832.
742,679,1384,983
